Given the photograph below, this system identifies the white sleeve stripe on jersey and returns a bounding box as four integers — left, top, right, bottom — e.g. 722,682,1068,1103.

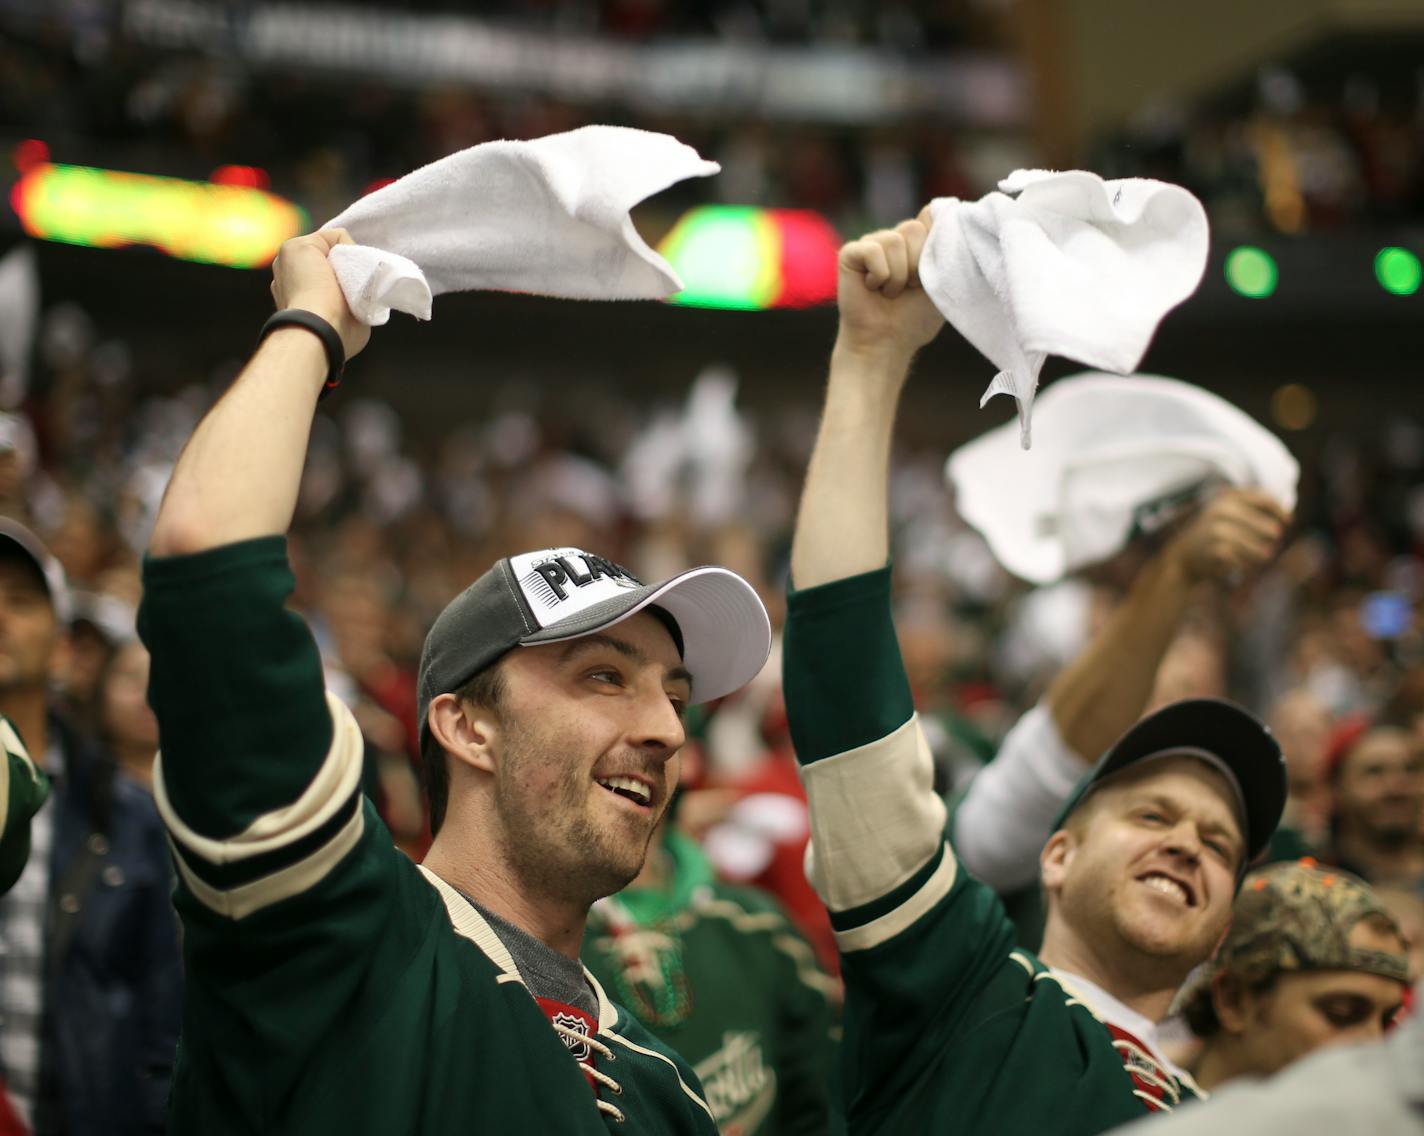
168,801,365,920
154,690,365,864
801,712,949,912
833,840,958,953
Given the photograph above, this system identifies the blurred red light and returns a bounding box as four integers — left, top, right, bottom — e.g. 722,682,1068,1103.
210,165,270,189
13,139,49,173
363,177,397,196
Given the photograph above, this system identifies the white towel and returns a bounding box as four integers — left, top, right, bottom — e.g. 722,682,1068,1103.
946,373,1299,585
919,169,1209,448
324,125,720,325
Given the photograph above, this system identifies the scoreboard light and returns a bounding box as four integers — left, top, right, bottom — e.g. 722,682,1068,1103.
1224,245,1278,299
10,161,307,268
1375,247,1421,296
659,206,840,310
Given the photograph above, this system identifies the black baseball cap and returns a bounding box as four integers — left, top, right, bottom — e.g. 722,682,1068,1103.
417,547,771,750
1051,698,1287,869
0,517,72,625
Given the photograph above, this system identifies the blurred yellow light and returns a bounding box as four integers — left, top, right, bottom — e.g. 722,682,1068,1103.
11,162,307,268
1271,383,1317,431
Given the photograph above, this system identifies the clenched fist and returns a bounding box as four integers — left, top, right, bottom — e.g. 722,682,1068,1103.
835,209,944,361
1168,489,1291,585
270,229,371,362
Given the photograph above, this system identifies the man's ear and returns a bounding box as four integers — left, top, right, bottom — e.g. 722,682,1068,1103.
427,694,499,775
1211,971,1252,1036
1040,829,1076,894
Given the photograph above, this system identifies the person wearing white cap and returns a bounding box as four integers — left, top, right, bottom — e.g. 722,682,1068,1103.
140,229,771,1135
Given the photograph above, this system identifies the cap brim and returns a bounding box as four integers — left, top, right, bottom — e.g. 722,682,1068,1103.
1058,698,1286,863
519,566,771,704
0,517,71,625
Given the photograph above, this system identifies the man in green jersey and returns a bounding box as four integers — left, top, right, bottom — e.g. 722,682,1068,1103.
781,211,1288,1134
140,229,772,1133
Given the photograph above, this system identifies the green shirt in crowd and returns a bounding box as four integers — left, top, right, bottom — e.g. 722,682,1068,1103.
583,829,838,1136
139,537,718,1135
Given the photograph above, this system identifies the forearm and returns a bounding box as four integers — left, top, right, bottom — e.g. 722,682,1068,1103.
149,329,326,557
1046,548,1197,765
790,339,915,589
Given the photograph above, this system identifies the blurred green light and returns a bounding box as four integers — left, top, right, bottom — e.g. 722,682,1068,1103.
660,206,778,310
1224,246,1278,299
1375,247,1421,296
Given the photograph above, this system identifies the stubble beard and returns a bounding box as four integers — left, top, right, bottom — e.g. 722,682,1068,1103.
494,729,662,910
1066,872,1211,988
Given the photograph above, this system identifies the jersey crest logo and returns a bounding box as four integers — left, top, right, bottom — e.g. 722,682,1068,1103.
552,1010,592,1062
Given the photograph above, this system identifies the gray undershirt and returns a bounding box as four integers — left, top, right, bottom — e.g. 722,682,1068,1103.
460,893,598,1020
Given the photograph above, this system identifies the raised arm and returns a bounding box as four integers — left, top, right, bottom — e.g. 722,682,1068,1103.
784,216,1035,1119
1047,489,1289,761
954,489,1290,891
148,230,369,557
138,231,376,921
789,213,943,589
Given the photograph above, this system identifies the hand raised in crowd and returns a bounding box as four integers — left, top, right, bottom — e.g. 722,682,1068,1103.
270,228,371,362
834,209,944,363
1168,488,1291,585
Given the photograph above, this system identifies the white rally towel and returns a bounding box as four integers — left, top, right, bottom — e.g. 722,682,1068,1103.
946,373,1299,585
324,126,720,325
919,169,1210,448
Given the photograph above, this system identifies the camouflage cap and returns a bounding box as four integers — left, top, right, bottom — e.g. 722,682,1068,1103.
1210,860,1410,987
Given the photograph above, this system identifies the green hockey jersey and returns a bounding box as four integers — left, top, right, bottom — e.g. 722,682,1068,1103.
139,537,718,1135
781,566,1199,1135
583,830,837,1136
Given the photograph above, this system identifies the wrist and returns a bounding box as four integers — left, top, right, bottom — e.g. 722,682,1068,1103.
1149,541,1205,594
831,332,918,373
258,309,346,398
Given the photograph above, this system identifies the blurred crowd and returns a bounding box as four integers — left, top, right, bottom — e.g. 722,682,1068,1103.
1096,65,1424,235
7,287,1424,955
8,8,1422,242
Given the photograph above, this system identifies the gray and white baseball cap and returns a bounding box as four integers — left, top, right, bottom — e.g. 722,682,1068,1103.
417,547,771,749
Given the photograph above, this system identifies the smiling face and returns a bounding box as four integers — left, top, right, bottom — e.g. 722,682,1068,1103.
1216,919,1407,1079
478,611,691,908
1042,755,1245,980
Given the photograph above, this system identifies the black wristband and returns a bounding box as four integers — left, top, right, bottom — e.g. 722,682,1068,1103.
258,309,346,398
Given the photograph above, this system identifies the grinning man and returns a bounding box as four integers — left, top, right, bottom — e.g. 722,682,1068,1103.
781,209,1287,1133
141,229,771,1133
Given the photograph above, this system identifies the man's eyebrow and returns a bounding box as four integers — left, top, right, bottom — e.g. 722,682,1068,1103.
1135,793,1242,847
560,634,695,691
667,665,694,693
560,633,641,664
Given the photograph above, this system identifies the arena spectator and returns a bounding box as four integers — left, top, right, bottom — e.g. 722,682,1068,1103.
1177,860,1410,1091
1327,719,1424,890
583,792,837,1136
0,516,181,1135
